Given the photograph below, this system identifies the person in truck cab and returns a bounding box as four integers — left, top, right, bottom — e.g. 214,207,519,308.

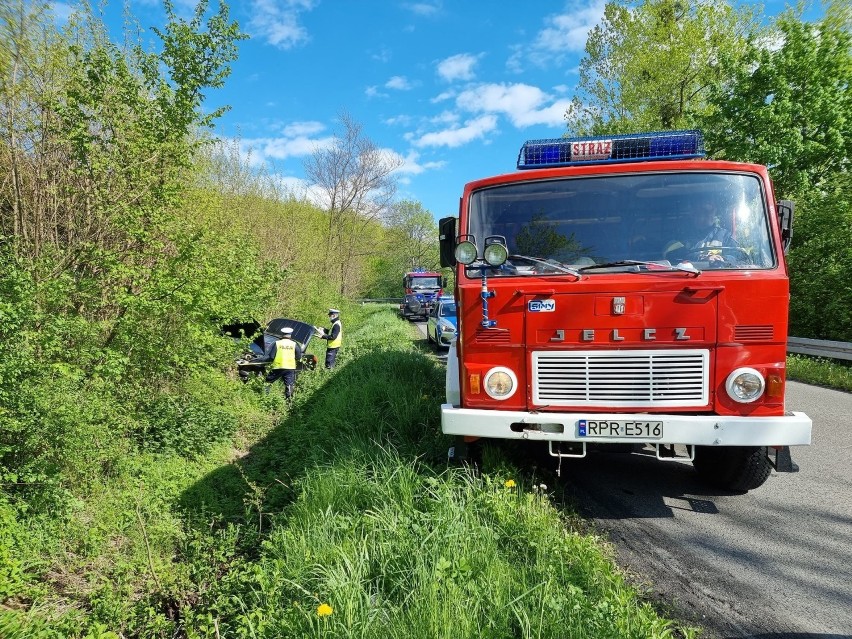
663,197,744,265
264,326,302,400
318,308,343,369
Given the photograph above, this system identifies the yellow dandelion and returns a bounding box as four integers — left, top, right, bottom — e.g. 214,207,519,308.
504,479,516,488
317,603,333,617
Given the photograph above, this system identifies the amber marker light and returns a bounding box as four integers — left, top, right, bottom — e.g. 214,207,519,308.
469,373,481,395
766,373,784,398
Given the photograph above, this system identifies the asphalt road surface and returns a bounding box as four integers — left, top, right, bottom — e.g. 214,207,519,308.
556,381,852,639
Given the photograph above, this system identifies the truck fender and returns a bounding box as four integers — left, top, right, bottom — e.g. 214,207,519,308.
446,340,460,405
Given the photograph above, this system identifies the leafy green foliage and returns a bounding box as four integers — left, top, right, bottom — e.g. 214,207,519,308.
361,200,450,299
568,0,757,134
703,5,852,197
787,172,852,341
697,5,852,340
567,2,851,341
1,307,695,638
787,354,852,392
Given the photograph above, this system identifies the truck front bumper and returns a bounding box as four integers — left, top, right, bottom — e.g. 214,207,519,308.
441,404,812,447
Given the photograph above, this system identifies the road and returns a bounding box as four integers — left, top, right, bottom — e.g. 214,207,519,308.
556,381,852,639
421,321,852,638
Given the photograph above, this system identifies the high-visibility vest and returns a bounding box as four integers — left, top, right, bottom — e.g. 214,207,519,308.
328,320,343,349
272,338,297,369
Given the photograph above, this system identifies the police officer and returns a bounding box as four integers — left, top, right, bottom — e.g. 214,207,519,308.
319,308,343,369
264,326,302,399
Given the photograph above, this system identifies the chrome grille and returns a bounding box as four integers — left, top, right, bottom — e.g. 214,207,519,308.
532,349,709,408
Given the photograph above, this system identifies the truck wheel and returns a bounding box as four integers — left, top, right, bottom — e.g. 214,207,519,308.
692,445,772,492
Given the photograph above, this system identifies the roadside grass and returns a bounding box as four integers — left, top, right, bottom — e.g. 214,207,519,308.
787,354,852,393
1,305,697,638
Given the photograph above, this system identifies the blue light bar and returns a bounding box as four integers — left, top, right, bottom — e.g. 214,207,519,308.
517,130,705,170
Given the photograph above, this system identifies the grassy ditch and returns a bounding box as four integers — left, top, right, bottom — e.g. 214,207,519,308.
787,354,852,393
1,305,695,638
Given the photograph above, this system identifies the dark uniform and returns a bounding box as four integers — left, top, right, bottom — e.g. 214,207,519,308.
319,309,343,369
264,328,302,399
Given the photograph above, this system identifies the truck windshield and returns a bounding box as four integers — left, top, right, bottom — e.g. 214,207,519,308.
466,172,775,277
409,277,441,289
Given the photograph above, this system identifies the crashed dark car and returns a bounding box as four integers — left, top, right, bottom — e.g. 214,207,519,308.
233,318,318,382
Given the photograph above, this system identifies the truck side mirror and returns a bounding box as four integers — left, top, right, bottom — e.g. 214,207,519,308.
777,200,794,255
442,277,447,288
439,216,457,267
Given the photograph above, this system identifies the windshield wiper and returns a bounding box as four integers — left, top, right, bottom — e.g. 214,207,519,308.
507,255,582,278
578,260,701,276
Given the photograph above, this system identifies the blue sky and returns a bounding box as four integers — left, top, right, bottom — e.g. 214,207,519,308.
58,0,815,221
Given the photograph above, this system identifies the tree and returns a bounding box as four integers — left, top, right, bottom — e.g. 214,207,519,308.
386,200,440,271
702,3,852,198
303,112,402,296
787,171,852,341
567,0,757,135
699,3,852,341
360,200,443,298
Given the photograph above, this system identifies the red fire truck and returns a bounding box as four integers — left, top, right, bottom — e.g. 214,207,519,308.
438,130,811,492
399,268,445,320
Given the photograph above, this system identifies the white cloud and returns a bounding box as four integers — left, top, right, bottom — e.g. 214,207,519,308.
430,111,459,125
365,86,388,98
389,150,446,175
414,115,498,148
436,53,481,82
535,1,605,53
249,0,318,50
405,2,442,17
509,0,605,70
371,47,392,63
237,121,333,166
386,76,413,90
456,83,572,127
281,121,325,137
385,115,414,127
431,90,456,103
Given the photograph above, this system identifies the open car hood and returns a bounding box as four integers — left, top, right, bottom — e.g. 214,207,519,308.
254,318,315,353
237,317,319,377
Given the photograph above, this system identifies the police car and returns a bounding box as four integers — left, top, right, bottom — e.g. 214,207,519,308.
426,296,457,349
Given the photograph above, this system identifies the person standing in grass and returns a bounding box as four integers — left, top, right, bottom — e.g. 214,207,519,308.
264,326,302,399
318,308,343,369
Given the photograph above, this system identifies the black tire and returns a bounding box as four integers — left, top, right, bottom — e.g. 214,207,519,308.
692,445,772,492
427,328,434,343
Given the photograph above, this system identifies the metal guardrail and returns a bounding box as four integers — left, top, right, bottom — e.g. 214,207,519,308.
788,337,852,361
358,298,403,304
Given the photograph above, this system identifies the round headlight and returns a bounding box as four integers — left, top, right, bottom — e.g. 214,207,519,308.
725,368,765,403
483,242,508,267
484,367,517,400
455,240,478,265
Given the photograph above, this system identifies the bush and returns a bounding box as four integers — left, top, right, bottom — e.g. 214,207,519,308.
788,171,852,341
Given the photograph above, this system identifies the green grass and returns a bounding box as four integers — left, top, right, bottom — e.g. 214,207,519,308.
0,305,697,638
787,354,852,392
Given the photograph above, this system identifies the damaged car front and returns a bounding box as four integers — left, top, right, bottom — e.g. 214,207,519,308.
234,318,318,381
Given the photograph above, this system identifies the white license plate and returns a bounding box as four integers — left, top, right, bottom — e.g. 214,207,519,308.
578,419,663,438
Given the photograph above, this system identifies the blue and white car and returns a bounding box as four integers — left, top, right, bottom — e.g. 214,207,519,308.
426,297,457,349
